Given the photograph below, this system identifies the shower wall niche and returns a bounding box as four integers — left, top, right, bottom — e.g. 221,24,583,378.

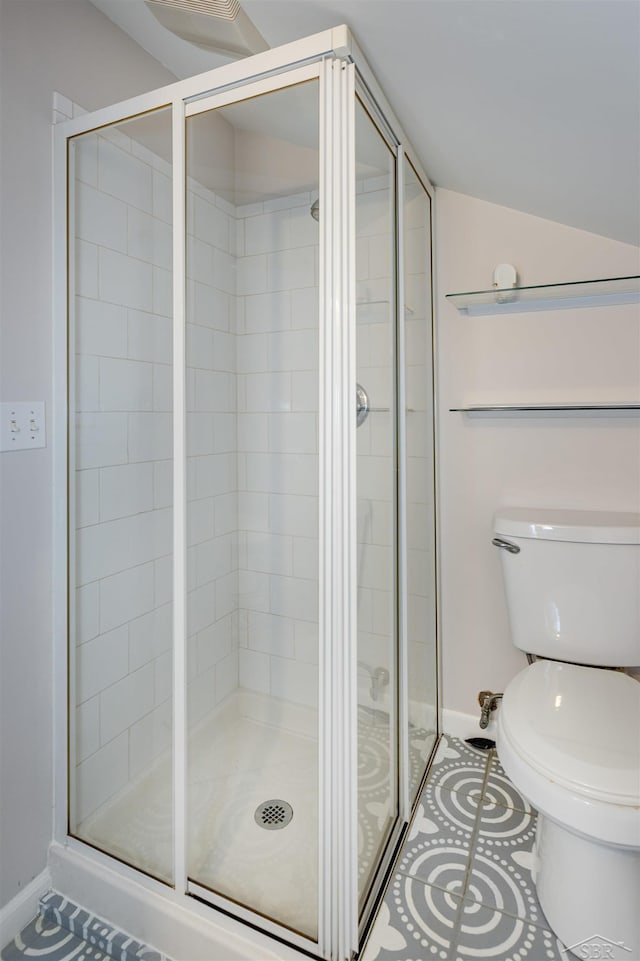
58,26,437,961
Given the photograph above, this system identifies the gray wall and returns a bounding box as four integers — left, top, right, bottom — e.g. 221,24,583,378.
0,0,175,909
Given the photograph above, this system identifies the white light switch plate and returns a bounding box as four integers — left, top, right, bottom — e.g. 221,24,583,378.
1,402,46,451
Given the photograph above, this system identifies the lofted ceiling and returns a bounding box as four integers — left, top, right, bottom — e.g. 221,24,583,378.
89,0,640,247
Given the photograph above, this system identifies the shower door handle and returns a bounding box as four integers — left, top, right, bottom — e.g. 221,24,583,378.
356,383,391,427
356,383,369,427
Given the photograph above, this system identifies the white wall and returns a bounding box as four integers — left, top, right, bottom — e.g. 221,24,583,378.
435,188,640,718
0,0,175,909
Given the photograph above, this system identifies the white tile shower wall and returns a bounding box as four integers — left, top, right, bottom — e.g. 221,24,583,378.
235,193,321,709
185,177,239,729
74,136,244,821
74,168,400,820
73,125,177,824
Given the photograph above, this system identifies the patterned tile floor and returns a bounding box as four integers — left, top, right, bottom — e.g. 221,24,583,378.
1,893,165,961
2,736,569,961
2,915,113,961
361,736,570,961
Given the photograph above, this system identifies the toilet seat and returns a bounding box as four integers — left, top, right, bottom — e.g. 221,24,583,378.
497,660,640,848
502,660,640,804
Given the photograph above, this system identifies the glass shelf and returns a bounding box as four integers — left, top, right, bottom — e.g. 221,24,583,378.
446,275,640,315
450,403,640,414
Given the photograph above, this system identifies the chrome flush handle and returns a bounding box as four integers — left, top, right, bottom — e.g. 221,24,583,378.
491,537,520,554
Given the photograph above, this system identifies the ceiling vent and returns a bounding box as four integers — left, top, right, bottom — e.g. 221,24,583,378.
144,0,269,58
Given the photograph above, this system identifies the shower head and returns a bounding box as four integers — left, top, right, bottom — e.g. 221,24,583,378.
144,0,268,58
310,197,320,222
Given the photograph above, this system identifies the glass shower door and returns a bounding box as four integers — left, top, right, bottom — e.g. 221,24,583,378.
402,158,438,803
184,75,321,940
68,109,175,883
61,42,438,960
354,98,399,905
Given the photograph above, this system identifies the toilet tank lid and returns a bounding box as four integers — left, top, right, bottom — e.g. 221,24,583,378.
494,508,640,544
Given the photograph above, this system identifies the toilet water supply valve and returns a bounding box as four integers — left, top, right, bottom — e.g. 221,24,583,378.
478,690,503,729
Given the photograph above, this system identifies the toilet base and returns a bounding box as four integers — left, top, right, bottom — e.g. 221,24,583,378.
535,814,640,960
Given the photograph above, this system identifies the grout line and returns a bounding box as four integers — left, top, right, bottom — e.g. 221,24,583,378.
447,747,494,959
468,747,497,873
479,753,536,815
425,781,485,805
371,740,493,961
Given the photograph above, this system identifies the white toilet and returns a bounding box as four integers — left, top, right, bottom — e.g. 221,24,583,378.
492,508,640,957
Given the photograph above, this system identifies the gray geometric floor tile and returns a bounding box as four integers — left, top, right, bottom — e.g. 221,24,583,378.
426,775,488,818
433,736,491,769
476,804,537,853
363,874,458,960
38,892,165,961
427,737,489,799
366,735,571,961
485,759,535,815
422,780,480,837
1,916,106,961
395,775,476,892
492,753,508,777
465,845,548,929
361,901,413,960
396,833,472,898
454,897,568,961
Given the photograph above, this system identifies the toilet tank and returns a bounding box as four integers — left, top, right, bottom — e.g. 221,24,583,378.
493,508,640,666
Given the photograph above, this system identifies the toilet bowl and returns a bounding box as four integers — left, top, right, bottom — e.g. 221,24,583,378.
497,660,640,954
492,509,640,956
499,660,640,845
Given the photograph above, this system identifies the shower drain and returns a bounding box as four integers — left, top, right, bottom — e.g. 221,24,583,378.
254,799,293,830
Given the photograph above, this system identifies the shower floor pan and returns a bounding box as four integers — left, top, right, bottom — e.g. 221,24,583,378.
75,690,430,938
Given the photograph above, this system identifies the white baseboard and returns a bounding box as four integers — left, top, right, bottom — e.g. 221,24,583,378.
0,868,51,948
48,842,309,961
442,707,497,742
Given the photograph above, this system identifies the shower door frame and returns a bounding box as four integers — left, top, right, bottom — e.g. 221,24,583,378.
52,24,438,961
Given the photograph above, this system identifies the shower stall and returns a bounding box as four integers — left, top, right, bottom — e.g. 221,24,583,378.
53,25,438,961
